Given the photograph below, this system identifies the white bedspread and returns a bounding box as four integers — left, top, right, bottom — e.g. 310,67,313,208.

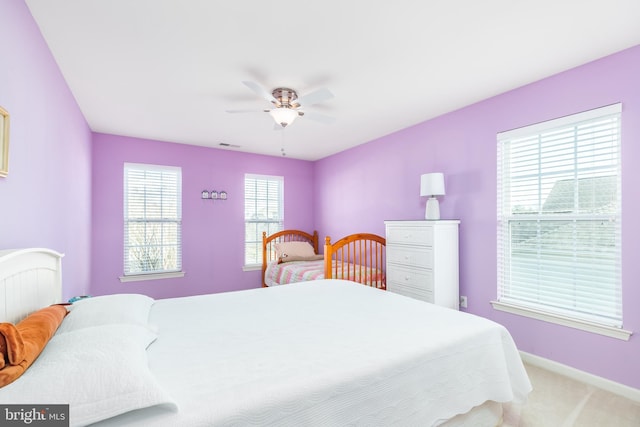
97,279,531,426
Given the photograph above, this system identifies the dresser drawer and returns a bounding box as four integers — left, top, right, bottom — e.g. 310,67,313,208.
386,265,433,291
385,225,433,246
387,246,432,269
387,281,433,303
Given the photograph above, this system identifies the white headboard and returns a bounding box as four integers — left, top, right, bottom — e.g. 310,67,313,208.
0,248,64,323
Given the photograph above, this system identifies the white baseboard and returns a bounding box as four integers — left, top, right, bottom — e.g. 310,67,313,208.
520,351,640,403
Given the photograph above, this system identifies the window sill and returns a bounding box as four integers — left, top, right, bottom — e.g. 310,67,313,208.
242,264,261,272
119,271,185,283
491,300,633,341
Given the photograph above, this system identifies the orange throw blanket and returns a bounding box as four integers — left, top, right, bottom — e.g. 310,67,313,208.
0,305,68,387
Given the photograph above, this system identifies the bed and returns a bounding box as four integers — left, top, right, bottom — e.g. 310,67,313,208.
262,230,386,289
0,248,532,427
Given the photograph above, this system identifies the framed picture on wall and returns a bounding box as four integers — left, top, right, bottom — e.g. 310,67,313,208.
0,106,9,177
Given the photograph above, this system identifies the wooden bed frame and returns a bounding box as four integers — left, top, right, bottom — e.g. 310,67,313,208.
324,233,386,288
262,230,386,289
262,229,320,287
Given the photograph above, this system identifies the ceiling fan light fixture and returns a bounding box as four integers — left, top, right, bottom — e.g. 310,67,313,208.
269,107,298,128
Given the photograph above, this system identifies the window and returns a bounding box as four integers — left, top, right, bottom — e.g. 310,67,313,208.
494,104,629,339
122,163,182,280
244,174,283,267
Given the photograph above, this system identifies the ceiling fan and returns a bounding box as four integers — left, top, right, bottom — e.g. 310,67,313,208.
226,81,335,128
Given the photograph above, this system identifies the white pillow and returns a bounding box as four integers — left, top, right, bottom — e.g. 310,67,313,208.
56,294,154,334
0,324,177,427
274,241,316,259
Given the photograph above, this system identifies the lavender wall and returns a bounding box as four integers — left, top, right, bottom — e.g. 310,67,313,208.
0,0,92,300
91,133,314,299
315,45,640,389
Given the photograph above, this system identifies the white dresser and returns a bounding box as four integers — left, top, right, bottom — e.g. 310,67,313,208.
385,220,460,309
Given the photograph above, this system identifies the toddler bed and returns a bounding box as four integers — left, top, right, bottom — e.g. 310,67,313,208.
262,230,386,289
0,248,532,427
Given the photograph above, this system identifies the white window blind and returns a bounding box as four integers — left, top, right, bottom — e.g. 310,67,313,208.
497,104,622,329
244,174,283,266
124,163,182,276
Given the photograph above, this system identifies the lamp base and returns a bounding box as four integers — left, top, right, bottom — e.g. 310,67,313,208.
425,197,440,220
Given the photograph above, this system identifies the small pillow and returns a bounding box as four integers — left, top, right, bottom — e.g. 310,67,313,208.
56,293,155,334
280,254,325,263
0,323,25,367
0,304,68,387
275,241,316,260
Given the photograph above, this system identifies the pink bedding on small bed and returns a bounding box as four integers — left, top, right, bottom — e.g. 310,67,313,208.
265,260,325,286
265,260,384,287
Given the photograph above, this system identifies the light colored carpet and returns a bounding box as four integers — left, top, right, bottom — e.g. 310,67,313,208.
503,362,640,427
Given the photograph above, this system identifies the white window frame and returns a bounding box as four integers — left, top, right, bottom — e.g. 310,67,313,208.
492,104,631,340
243,174,284,270
120,163,184,282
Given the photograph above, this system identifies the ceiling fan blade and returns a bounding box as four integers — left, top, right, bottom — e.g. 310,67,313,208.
296,87,334,107
242,81,277,105
225,108,268,114
301,111,336,125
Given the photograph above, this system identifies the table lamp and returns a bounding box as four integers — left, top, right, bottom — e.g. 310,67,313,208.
420,173,445,220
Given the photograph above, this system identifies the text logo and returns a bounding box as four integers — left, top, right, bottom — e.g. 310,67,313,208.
1,405,68,426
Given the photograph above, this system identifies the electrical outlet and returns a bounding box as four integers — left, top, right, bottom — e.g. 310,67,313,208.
459,296,468,309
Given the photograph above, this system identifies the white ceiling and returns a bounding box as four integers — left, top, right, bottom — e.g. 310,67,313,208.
25,0,640,161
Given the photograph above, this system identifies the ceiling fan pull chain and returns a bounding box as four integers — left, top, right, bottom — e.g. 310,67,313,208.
281,128,287,157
